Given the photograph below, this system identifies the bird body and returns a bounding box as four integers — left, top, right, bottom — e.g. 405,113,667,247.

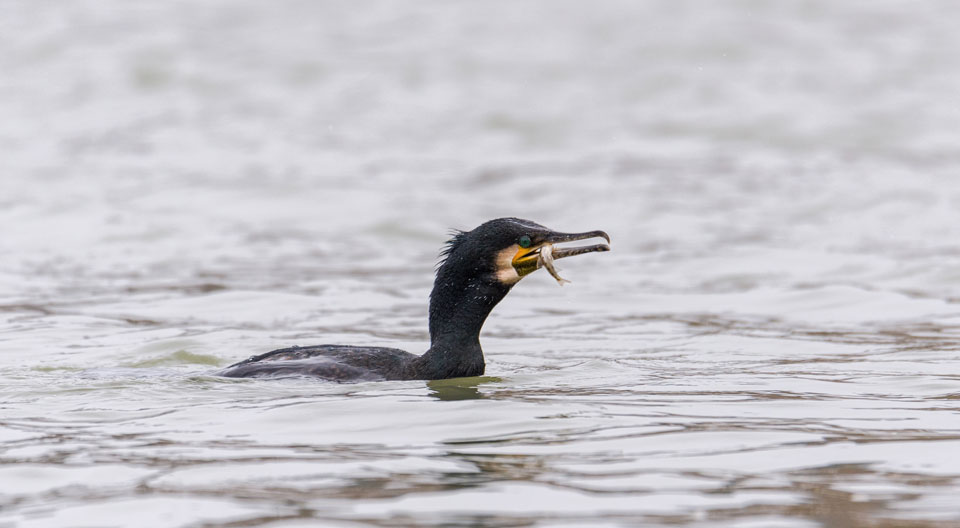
218,345,418,381
218,218,609,382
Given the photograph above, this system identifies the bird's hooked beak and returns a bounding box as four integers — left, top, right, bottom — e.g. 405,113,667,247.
511,229,611,279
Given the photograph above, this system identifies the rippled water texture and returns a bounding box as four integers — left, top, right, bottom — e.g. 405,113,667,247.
3,1,960,526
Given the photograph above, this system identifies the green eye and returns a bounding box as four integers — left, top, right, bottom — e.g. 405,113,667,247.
518,235,532,248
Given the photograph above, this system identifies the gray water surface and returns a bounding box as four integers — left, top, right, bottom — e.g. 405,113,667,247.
3,1,960,526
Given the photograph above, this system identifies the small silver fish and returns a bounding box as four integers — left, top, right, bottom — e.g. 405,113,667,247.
538,243,570,286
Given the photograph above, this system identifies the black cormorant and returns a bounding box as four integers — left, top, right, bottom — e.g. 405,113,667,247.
218,218,610,381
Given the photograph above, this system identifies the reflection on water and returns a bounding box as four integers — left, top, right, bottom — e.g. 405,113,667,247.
3,0,960,526
427,377,500,401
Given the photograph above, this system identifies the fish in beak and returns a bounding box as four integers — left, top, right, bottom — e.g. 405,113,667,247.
511,229,611,285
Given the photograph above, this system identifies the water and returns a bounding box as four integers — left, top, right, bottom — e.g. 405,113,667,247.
3,1,960,526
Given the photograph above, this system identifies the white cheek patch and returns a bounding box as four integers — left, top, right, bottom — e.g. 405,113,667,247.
495,244,522,284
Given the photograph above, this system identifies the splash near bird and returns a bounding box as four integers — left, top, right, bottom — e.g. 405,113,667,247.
218,218,610,381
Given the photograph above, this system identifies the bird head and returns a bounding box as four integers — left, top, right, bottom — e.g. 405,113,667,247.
438,217,611,286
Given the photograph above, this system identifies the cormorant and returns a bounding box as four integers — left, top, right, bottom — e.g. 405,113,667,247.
218,218,610,381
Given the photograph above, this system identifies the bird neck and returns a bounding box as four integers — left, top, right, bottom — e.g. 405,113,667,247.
428,275,511,346
418,273,512,379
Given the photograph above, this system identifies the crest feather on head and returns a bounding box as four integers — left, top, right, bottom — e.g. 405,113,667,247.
436,229,467,269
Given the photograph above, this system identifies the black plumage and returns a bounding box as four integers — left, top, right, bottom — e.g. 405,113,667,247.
218,218,609,382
